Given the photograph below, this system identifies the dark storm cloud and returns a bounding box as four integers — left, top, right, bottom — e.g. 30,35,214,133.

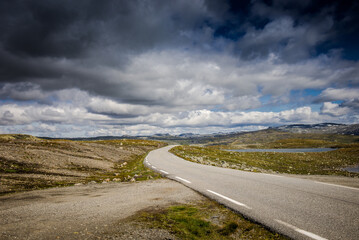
1,0,358,95
0,0,222,95
223,0,359,61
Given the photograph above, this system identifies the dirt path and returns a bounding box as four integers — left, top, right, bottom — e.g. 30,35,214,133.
0,179,203,240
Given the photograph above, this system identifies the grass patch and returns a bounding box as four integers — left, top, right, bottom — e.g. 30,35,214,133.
0,175,75,196
85,152,162,183
0,157,42,174
170,145,359,176
206,129,359,149
266,138,337,148
137,200,287,239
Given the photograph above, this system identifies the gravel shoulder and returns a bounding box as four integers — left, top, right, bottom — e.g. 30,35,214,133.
0,179,203,240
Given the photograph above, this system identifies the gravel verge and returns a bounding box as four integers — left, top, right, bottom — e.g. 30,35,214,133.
0,179,203,240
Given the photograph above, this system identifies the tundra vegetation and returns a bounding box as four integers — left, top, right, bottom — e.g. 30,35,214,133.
170,135,359,176
0,134,165,195
135,200,288,240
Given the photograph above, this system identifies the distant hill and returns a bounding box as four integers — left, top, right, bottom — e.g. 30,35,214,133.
274,123,359,135
38,123,359,146
0,134,41,141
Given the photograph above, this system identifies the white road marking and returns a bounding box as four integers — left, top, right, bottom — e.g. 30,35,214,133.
160,170,169,174
314,181,359,191
152,166,157,169
175,176,191,184
275,219,328,240
206,190,252,209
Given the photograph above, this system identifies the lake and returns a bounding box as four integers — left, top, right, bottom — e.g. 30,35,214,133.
342,166,359,173
227,148,336,153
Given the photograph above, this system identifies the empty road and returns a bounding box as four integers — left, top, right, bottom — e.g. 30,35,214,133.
145,145,359,240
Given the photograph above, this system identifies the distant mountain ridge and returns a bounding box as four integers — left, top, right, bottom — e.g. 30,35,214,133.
274,123,359,135
38,123,359,142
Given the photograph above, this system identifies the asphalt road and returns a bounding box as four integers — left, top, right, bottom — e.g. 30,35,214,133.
145,145,359,240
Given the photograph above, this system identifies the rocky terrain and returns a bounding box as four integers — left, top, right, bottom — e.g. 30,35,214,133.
0,134,166,195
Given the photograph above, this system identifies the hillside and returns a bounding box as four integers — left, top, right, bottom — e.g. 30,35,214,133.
0,135,166,195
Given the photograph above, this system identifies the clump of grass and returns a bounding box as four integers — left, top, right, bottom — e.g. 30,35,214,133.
0,157,42,174
170,145,359,177
0,175,75,196
137,200,287,240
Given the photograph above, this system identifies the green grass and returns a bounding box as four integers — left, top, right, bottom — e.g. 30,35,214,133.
170,145,359,177
137,201,288,240
85,152,162,183
205,129,359,149
0,157,42,174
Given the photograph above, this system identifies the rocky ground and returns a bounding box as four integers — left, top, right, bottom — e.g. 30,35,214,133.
0,179,201,240
0,135,165,194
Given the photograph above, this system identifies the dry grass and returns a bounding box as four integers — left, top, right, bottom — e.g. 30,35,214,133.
0,135,166,195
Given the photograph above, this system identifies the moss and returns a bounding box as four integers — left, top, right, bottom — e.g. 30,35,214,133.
136,200,288,240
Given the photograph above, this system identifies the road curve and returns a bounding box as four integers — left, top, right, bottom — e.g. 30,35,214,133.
144,145,359,240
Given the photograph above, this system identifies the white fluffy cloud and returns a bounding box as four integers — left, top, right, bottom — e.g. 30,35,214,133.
320,102,351,116
317,88,359,101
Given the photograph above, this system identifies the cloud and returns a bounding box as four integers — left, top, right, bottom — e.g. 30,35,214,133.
317,88,359,102
0,103,108,125
237,17,331,62
320,102,351,116
0,0,358,137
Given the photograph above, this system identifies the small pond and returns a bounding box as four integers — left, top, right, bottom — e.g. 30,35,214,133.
227,148,336,153
342,166,359,173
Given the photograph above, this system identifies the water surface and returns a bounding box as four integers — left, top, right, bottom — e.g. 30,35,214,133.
343,166,359,173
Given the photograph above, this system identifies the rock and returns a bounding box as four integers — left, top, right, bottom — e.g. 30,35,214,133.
102,181,108,184
105,178,111,182
123,162,127,166
113,178,121,182
130,177,136,182
88,181,97,184
222,163,229,168
74,183,83,186
114,173,120,176
147,176,153,179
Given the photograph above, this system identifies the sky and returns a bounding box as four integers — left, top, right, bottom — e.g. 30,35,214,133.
0,0,359,137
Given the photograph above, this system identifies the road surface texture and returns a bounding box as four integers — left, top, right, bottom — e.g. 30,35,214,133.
145,146,359,240
0,179,202,240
